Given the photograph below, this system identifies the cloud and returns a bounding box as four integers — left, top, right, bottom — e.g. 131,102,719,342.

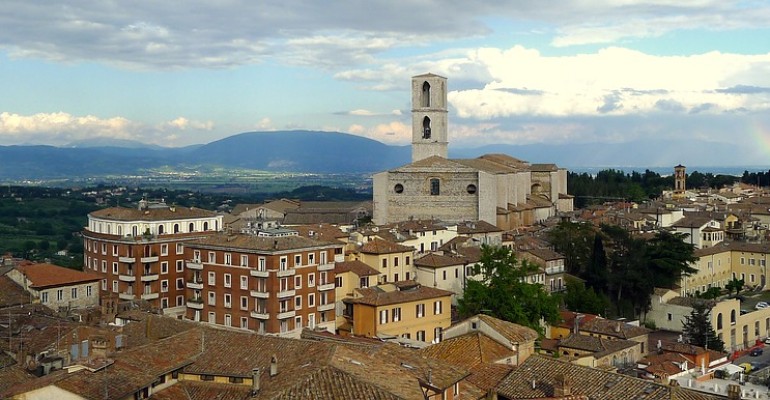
348,121,411,144
334,109,403,117
0,112,216,146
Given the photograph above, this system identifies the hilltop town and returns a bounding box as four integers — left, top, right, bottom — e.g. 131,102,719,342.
3,75,770,399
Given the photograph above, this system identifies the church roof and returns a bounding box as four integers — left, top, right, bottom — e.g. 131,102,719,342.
413,72,447,79
390,156,477,173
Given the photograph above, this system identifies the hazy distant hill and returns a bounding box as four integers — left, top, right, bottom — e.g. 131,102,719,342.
0,131,764,180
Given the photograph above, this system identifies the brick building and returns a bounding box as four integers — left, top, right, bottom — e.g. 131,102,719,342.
184,232,343,337
82,201,222,316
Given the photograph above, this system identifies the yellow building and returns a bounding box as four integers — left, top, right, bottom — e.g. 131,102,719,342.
350,238,416,283
681,242,770,296
343,281,452,344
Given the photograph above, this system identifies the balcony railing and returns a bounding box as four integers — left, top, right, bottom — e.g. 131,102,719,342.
318,283,335,291
250,290,269,299
119,256,136,263
187,260,203,270
118,274,136,282
277,310,296,319
277,289,296,298
141,292,159,300
250,269,269,278
318,303,335,312
140,274,159,282
277,268,296,277
141,255,159,263
187,280,204,290
119,292,135,300
187,299,204,310
250,310,269,319
317,263,335,271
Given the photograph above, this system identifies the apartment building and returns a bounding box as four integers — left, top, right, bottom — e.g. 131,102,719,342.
82,200,222,316
184,233,343,337
6,263,101,310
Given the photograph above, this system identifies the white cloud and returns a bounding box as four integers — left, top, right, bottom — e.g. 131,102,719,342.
348,121,411,144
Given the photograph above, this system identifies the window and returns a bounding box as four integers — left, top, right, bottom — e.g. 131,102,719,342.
224,294,232,308
71,288,78,299
258,257,266,271
280,256,288,270
416,304,425,318
225,253,232,265
295,275,302,289
240,276,248,290
101,279,107,290
193,250,201,262
241,296,248,310
41,291,48,303
240,255,248,267
240,317,249,329
208,252,216,263
394,184,404,194
295,255,301,267
161,280,169,293
279,299,290,313
667,313,672,321
295,316,302,330
207,292,217,306
161,262,168,274
442,270,447,280
416,330,426,342
176,260,184,272
208,312,216,324
335,276,343,288
406,256,410,266
101,243,107,254
208,271,216,285
112,281,118,293
308,253,315,265
224,314,232,327
392,307,401,322
176,278,184,290
380,309,389,324
176,243,184,254
382,259,388,268
467,184,477,194
308,293,315,308
308,273,316,287
112,245,118,256
161,297,168,309
112,262,118,274
360,277,368,288
434,300,442,315
430,178,440,195
320,271,328,285
280,278,289,292
160,244,168,256
295,295,302,309
177,295,184,306
224,273,231,288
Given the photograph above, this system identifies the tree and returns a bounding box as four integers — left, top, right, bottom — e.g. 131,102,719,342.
585,234,609,291
546,221,595,275
646,231,697,289
725,277,745,297
682,300,725,352
458,245,560,334
563,277,611,316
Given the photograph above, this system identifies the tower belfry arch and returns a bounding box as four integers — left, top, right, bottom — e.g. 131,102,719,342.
411,73,448,162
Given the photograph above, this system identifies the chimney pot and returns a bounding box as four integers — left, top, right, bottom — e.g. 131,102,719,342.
270,355,278,377
251,367,260,396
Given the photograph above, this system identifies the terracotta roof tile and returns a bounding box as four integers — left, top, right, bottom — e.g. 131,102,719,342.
420,332,513,368
15,263,101,289
360,238,414,255
346,283,453,307
189,233,341,253
335,260,380,276
90,205,217,221
414,253,468,268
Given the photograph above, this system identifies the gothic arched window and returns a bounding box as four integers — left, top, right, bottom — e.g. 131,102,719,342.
430,178,440,195
422,116,431,139
422,81,430,107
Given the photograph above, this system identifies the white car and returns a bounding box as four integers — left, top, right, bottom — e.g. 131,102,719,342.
756,301,769,310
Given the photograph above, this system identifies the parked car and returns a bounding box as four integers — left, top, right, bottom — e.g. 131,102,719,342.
750,347,764,356
756,301,769,310
764,337,770,345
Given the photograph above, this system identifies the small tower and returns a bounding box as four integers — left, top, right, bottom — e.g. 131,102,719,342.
674,164,686,199
411,73,448,162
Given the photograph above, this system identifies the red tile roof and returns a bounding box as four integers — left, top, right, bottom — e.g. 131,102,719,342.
15,263,101,289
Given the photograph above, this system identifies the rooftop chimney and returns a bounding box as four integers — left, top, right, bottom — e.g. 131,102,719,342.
270,355,278,377
251,367,260,396
554,374,571,397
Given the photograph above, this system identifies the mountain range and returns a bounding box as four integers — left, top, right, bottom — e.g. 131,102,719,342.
0,130,765,180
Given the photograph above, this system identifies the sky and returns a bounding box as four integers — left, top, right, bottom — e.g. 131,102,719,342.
1,1,770,164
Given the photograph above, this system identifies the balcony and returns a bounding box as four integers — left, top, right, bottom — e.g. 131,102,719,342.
187,299,204,310
141,292,159,300
187,260,203,270
187,280,204,290
277,268,296,277
250,269,269,278
318,283,335,291
141,255,159,263
141,274,159,282
334,254,345,263
119,292,135,300
277,289,296,298
118,274,136,282
277,310,296,319
250,310,270,319
317,263,334,271
250,290,269,299
318,303,335,312
119,256,136,263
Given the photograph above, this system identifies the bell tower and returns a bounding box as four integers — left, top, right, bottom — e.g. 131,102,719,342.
411,73,448,162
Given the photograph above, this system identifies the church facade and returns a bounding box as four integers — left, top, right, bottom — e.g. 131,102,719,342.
372,73,572,229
